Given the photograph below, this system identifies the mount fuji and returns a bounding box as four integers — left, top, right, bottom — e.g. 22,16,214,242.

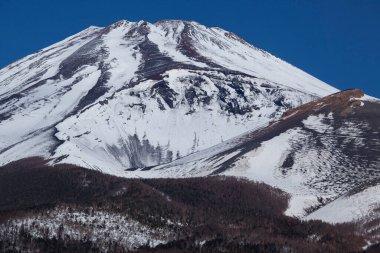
1,19,380,251
0,20,337,174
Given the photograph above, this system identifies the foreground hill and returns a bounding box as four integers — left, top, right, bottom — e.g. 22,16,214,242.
0,158,366,253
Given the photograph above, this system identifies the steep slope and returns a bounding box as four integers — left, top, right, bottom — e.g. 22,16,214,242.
0,20,337,174
130,89,380,222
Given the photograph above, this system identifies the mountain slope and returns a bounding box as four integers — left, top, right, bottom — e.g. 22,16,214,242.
0,20,337,174
130,89,380,222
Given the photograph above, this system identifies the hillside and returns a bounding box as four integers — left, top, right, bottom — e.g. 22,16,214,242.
130,89,380,226
0,158,365,253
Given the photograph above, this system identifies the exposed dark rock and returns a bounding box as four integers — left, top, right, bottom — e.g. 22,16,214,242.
151,80,178,108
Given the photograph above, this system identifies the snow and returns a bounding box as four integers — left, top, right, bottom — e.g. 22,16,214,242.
221,128,321,217
302,113,334,134
305,184,380,223
0,26,101,99
0,206,172,250
286,195,321,217
148,24,208,68
101,22,142,92
128,119,271,178
128,108,379,222
129,125,324,217
0,19,340,177
47,67,316,175
360,94,380,102
181,22,338,97
0,65,102,163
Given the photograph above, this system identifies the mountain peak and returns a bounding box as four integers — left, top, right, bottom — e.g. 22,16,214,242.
105,19,202,31
153,19,206,31
110,19,130,28
0,18,339,174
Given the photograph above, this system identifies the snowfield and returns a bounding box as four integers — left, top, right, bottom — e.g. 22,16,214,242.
0,19,337,175
305,184,380,223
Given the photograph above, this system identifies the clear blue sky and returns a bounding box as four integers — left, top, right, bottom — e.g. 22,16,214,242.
0,0,379,97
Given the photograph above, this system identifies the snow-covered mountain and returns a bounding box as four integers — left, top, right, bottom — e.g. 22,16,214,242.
0,19,337,173
2,18,380,247
130,89,380,225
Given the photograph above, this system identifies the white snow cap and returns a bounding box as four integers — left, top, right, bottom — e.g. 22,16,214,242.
0,19,339,175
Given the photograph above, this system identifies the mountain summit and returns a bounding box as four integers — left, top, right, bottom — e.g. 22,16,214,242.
0,19,337,174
